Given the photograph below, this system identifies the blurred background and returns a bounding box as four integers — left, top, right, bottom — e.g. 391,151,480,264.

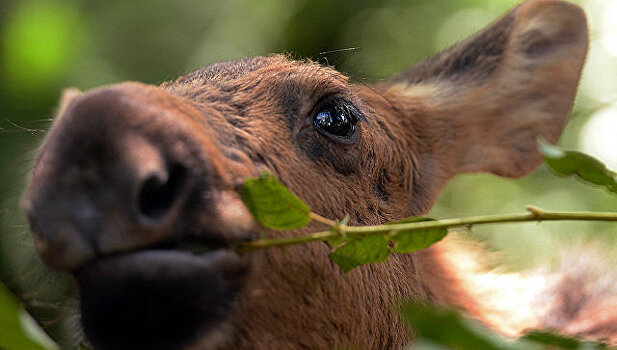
1,0,616,347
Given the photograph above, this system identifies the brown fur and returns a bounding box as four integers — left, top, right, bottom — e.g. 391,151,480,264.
21,1,615,349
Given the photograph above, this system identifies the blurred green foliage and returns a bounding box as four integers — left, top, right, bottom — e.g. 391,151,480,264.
3,1,86,93
0,0,615,347
0,281,47,350
401,301,609,350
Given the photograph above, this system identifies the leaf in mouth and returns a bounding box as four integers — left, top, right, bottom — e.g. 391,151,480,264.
389,217,447,253
241,172,312,230
328,235,391,273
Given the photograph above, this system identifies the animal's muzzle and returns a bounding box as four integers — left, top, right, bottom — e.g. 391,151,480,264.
21,83,257,350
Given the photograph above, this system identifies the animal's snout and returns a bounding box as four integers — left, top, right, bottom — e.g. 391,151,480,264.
21,83,256,271
24,135,191,270
22,83,255,349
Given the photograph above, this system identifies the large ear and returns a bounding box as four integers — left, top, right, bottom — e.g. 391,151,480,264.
385,0,588,180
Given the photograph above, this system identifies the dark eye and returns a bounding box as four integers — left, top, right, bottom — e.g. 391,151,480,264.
313,105,356,138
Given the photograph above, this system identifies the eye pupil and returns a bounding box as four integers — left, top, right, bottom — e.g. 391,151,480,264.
313,108,355,138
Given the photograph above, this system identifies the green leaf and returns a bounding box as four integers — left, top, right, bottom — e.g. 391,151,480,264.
241,172,311,230
522,330,607,349
329,235,391,272
0,281,51,350
410,339,451,350
402,302,610,350
538,138,617,194
400,302,519,350
389,217,448,253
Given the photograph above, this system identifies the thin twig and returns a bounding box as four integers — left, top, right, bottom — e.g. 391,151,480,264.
308,212,337,226
235,208,617,253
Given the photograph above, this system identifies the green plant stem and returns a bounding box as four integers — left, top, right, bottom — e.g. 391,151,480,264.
308,212,337,226
234,207,617,253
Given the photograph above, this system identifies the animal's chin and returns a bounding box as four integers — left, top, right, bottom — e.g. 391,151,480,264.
74,248,249,350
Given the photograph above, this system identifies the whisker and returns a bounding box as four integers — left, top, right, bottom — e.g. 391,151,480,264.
4,119,48,134
318,46,362,56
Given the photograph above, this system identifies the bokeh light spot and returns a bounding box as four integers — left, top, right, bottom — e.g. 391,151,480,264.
579,104,617,171
2,1,86,91
600,0,617,57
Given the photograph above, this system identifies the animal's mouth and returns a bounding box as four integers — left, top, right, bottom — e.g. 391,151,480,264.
74,235,250,350
163,234,233,254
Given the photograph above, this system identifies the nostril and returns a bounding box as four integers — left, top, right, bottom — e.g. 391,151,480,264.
137,164,188,223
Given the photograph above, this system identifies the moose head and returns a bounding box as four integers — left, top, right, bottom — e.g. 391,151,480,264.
21,1,592,349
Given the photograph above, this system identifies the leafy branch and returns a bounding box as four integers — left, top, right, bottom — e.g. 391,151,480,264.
236,140,617,272
236,206,617,252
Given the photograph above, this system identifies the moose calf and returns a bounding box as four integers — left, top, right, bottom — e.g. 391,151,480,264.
22,0,615,349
